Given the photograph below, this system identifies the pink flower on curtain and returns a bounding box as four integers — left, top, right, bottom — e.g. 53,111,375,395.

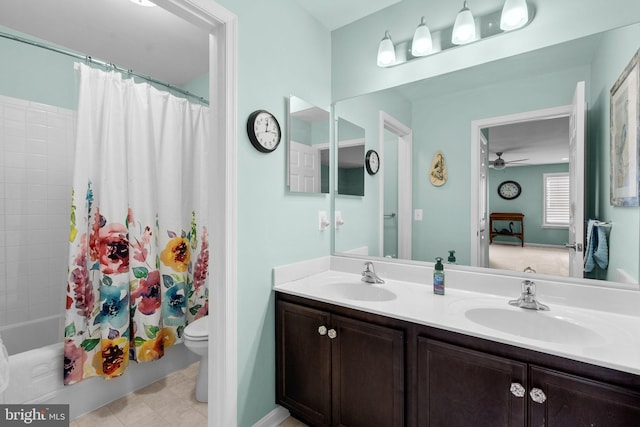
131,270,161,315
193,227,209,292
131,226,152,263
63,339,87,385
99,223,129,274
69,233,94,317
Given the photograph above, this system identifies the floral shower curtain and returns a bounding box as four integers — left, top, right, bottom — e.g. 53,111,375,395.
64,63,210,384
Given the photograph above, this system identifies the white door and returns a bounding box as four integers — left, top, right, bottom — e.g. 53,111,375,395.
567,81,586,277
289,140,320,192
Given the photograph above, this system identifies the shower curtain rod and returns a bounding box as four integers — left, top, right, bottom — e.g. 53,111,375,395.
0,30,209,105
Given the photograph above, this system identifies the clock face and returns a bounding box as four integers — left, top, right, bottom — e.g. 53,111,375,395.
365,150,380,175
498,180,521,200
247,110,281,152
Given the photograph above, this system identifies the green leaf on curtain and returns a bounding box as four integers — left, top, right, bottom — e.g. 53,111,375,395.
134,336,146,347
189,305,202,316
177,325,184,339
144,324,160,339
156,255,160,269
102,276,113,286
81,338,100,352
132,267,149,278
162,275,174,288
188,288,195,299
64,322,76,338
91,261,100,271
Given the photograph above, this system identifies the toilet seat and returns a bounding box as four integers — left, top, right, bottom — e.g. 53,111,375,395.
184,316,208,341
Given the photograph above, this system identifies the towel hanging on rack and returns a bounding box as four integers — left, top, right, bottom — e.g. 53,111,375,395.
584,219,610,272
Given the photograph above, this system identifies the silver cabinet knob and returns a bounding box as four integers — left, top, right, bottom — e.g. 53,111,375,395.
328,329,337,339
510,383,525,398
318,325,327,336
530,387,547,404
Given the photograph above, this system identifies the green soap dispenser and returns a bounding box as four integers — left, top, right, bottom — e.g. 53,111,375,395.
433,257,445,295
447,250,456,264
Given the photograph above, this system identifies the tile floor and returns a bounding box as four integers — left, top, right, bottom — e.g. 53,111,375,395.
71,362,305,427
70,362,207,427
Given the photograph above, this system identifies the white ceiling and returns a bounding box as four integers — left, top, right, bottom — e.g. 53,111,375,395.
0,0,209,86
487,117,570,167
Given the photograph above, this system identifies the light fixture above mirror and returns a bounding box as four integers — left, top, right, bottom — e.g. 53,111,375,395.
376,0,533,67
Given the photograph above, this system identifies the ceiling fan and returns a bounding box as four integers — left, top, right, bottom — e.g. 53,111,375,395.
489,151,529,170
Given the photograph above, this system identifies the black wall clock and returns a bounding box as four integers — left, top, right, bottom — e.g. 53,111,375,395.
498,180,522,200
247,110,281,153
365,149,380,175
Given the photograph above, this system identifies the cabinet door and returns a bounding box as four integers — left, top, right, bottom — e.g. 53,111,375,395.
529,366,640,427
276,301,332,427
331,314,405,427
417,338,526,427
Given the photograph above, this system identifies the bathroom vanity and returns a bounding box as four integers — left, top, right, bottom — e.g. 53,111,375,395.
274,259,640,427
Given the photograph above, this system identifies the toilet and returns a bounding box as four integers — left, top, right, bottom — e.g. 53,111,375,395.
184,315,208,402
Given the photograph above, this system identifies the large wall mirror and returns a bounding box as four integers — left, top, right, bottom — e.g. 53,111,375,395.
288,95,330,193
333,21,640,288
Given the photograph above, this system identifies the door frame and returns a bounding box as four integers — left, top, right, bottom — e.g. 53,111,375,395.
470,105,572,268
155,1,238,425
379,111,413,259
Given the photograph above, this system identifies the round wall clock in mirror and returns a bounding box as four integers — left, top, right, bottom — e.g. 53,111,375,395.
365,149,380,175
247,109,281,153
498,180,522,200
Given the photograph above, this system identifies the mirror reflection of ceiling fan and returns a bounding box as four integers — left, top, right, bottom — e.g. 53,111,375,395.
489,151,529,170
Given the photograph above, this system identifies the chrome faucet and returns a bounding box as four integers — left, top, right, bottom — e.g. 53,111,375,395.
509,280,549,311
361,262,385,284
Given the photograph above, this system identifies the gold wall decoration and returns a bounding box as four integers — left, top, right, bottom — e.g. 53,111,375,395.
429,150,447,186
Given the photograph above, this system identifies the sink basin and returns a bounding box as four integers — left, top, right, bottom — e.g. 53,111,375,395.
323,282,397,302
464,307,603,345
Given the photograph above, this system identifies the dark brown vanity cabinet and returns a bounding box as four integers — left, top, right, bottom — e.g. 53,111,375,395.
276,292,640,427
416,337,640,427
276,297,405,427
417,338,527,427
528,366,640,426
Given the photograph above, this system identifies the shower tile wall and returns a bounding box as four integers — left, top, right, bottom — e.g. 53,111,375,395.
0,94,75,327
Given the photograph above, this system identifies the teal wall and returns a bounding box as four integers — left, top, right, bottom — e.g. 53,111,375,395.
589,23,640,282
0,27,79,110
489,164,569,246
213,1,331,425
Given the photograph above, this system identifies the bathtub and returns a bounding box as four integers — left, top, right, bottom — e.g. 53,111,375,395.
0,314,198,418
0,314,63,404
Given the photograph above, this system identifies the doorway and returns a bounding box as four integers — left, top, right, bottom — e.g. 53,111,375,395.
470,81,585,278
379,112,412,259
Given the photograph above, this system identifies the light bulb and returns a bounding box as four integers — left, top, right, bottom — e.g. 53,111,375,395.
500,0,529,31
452,1,476,45
411,17,433,57
130,0,156,7
377,31,396,67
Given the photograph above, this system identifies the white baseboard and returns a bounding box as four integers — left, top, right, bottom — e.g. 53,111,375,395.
252,406,290,427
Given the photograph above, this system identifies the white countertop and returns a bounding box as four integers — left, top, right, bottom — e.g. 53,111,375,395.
273,257,640,376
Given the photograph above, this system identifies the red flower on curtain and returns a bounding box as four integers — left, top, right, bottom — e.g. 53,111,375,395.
131,270,161,315
99,223,129,274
